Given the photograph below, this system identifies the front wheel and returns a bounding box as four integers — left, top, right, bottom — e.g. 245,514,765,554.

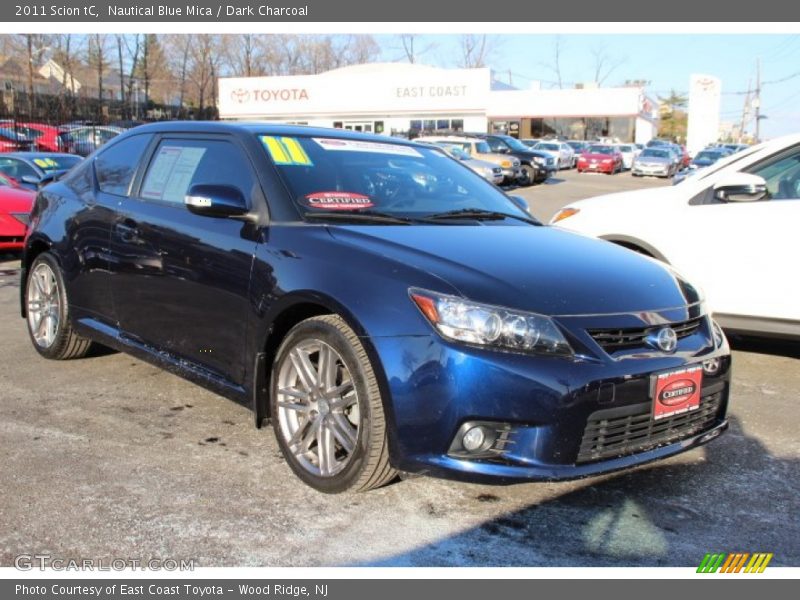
270,315,397,493
519,165,534,186
25,252,92,360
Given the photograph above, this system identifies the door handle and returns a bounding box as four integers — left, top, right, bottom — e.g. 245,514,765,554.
114,220,139,243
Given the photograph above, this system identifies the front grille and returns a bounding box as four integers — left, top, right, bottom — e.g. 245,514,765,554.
588,317,703,352
577,391,723,463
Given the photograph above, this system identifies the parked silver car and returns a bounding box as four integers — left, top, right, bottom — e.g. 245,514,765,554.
434,143,504,184
631,147,677,178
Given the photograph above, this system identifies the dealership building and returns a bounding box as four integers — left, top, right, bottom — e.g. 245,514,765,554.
218,63,659,143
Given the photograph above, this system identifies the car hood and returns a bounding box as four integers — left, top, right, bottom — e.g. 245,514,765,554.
635,155,672,164
0,186,35,211
580,153,616,160
327,225,701,316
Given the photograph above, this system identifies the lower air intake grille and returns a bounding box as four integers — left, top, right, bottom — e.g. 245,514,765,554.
577,391,723,463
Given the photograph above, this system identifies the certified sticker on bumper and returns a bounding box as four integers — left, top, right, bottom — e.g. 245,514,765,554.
651,365,703,420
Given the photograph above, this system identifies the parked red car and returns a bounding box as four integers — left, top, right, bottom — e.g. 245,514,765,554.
0,174,34,251
11,123,61,152
0,128,34,153
676,144,691,169
576,144,624,174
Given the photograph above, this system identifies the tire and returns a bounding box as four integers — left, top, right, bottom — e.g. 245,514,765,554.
270,314,397,493
519,165,534,187
25,252,92,360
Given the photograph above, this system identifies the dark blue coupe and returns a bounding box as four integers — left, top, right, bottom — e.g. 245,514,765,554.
21,122,731,493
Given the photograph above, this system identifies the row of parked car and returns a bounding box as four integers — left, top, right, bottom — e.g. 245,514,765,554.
0,120,125,157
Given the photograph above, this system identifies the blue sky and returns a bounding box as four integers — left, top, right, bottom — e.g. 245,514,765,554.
376,34,800,139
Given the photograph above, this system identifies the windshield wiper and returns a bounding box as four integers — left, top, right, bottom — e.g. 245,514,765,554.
303,209,419,225
423,208,541,226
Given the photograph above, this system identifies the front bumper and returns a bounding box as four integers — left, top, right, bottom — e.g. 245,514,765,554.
373,312,730,484
579,161,615,173
633,164,670,177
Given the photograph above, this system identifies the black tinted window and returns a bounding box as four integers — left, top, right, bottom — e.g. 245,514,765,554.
95,134,152,196
140,138,254,205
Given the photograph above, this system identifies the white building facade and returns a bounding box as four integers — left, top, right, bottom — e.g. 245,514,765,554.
218,63,659,143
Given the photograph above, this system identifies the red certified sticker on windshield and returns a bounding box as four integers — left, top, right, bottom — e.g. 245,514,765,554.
302,191,374,210
651,365,703,420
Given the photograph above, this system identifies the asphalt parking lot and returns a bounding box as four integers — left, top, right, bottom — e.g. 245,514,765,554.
1,170,798,568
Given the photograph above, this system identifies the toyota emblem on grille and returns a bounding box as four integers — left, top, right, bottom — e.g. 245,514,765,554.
655,327,678,353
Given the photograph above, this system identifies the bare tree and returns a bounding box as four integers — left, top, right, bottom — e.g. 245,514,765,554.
19,34,51,116
458,34,496,69
590,43,625,86
118,34,141,119
86,34,110,110
397,34,436,64
163,35,193,116
539,35,566,89
186,34,223,115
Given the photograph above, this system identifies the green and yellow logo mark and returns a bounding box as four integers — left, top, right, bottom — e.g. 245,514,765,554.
697,552,773,573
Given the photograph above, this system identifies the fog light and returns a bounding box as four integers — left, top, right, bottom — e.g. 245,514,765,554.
703,357,721,375
462,426,486,452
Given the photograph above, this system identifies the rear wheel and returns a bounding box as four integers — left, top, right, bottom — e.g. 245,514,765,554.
25,252,91,360
270,315,397,493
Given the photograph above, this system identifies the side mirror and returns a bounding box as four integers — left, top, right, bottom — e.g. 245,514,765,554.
21,175,40,186
508,195,530,214
712,173,768,203
185,184,249,218
498,147,509,154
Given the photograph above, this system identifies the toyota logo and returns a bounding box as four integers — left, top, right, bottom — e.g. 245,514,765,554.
231,88,250,104
655,327,678,353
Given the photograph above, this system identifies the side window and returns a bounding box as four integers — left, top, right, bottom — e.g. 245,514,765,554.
95,134,153,196
139,139,255,206
486,138,506,153
748,148,800,200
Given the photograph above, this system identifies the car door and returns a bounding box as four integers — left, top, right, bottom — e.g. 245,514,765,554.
665,144,800,324
64,133,154,323
108,134,260,384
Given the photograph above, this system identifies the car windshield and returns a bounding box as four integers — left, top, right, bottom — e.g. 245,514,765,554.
262,135,525,221
618,145,633,152
587,145,614,155
695,151,721,160
502,137,531,151
437,144,470,161
31,155,83,171
640,149,669,158
537,143,560,151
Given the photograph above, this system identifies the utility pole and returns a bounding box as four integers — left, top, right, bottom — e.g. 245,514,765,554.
739,79,751,143
754,58,761,142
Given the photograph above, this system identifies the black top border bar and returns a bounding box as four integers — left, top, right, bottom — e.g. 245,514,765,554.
3,0,800,22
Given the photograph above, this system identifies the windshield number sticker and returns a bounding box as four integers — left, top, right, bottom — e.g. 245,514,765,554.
302,191,374,210
261,136,314,166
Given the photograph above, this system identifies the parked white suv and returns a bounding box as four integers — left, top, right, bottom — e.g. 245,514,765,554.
551,133,800,340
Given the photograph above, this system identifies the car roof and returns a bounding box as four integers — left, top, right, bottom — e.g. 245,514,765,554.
131,121,429,148
2,152,80,160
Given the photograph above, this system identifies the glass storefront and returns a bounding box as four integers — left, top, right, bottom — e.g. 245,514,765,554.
524,116,636,142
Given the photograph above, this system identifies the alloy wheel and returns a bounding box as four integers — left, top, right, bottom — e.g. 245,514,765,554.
27,262,61,349
276,339,360,478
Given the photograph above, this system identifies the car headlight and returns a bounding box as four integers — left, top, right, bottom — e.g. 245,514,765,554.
711,318,726,348
500,160,512,168
533,157,545,165
410,288,573,357
550,207,580,224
